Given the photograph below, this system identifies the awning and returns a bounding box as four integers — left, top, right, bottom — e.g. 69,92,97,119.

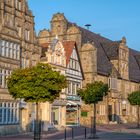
52,100,81,106
66,100,81,106
52,100,67,106
66,108,77,111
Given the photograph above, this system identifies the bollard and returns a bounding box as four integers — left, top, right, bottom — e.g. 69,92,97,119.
72,127,74,139
85,127,86,139
64,128,66,140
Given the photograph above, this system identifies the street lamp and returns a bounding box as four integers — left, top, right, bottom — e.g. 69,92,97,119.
122,100,126,105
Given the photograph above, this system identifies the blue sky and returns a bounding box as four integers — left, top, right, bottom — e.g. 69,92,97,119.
28,0,140,51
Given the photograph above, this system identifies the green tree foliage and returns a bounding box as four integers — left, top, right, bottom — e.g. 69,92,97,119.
78,81,109,138
78,81,109,104
7,63,67,103
128,91,140,106
128,91,140,128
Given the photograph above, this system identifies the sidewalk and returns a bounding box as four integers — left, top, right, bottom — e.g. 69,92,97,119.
0,124,140,140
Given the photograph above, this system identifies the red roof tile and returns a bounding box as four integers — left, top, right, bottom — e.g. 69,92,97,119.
41,41,76,66
62,41,76,66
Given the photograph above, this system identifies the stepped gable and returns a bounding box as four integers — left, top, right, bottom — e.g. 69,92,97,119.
68,22,140,82
129,49,140,82
78,26,120,77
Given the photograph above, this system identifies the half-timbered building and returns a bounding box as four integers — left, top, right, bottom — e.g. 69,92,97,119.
40,38,84,127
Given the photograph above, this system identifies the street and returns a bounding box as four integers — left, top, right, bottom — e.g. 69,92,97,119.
0,124,140,140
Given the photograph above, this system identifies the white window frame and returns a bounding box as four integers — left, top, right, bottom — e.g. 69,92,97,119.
0,102,19,125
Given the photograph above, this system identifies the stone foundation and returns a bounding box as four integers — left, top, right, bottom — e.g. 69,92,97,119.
0,124,22,136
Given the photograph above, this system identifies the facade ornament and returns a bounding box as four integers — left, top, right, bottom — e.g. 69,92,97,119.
121,36,126,44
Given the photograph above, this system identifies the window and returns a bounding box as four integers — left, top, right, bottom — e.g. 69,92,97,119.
1,41,5,56
0,40,20,60
0,68,11,88
109,78,118,90
15,0,22,10
99,105,106,115
32,60,36,66
0,69,2,86
72,83,75,95
68,82,71,94
132,106,137,116
25,29,30,41
0,109,2,123
76,61,79,71
17,26,22,37
22,58,30,68
76,83,80,94
0,102,19,124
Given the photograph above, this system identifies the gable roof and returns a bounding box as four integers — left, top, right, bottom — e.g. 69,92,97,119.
78,26,120,77
62,41,75,65
41,40,84,79
63,41,84,79
68,23,140,82
129,49,140,82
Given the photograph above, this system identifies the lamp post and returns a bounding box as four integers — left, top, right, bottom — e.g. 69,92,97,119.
122,99,127,123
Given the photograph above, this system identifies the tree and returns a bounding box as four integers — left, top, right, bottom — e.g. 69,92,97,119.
128,91,140,128
78,81,109,139
7,63,67,140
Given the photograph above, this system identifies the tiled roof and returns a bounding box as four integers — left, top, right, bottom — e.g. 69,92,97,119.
129,49,140,82
63,41,75,65
62,41,84,79
41,40,84,79
78,26,120,77
69,24,140,82
41,41,75,65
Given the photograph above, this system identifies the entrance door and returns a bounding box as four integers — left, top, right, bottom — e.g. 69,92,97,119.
51,107,59,125
108,105,112,121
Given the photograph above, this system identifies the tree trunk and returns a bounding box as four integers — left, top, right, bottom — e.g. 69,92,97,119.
137,105,140,128
36,102,39,122
106,95,109,124
89,103,97,139
34,102,41,140
93,103,97,137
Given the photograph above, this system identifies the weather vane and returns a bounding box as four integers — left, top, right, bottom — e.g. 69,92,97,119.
85,24,91,30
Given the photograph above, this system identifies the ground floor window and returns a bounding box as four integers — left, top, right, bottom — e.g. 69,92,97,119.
99,105,106,115
0,101,19,124
66,105,79,125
